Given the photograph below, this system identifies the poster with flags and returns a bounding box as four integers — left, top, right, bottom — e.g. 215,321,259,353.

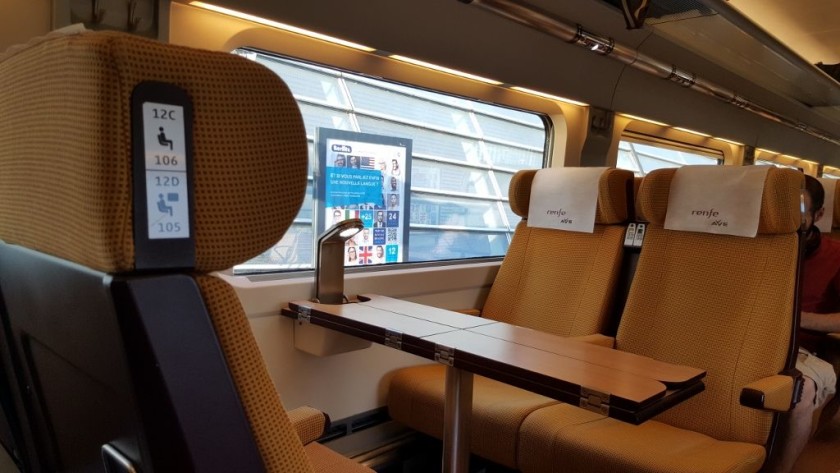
316,128,412,266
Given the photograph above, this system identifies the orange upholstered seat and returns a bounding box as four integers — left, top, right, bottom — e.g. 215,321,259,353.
0,30,369,472
388,167,633,468
518,166,803,473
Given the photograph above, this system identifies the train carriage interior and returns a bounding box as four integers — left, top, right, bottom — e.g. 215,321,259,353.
2,0,840,472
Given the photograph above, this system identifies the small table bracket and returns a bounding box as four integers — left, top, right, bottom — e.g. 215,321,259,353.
579,386,611,415
435,345,455,366
384,329,403,350
296,306,311,324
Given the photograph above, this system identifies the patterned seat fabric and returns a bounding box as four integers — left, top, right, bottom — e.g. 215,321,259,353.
0,30,370,473
388,168,633,468
518,167,802,473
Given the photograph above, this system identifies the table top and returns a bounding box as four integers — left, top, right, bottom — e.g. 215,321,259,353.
283,294,705,423
467,323,704,388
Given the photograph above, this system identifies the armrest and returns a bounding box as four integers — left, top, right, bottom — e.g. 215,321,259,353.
287,406,329,445
570,333,616,348
828,332,840,342
740,371,803,412
456,309,482,316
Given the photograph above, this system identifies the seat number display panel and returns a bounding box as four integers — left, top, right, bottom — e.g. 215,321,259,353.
142,102,189,239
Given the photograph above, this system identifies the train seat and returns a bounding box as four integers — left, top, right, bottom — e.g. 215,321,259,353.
388,167,634,468
517,166,803,473
0,30,369,472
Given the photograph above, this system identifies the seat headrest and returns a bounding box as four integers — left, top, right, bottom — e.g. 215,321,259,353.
813,178,836,234
509,168,632,225
637,167,802,235
0,31,307,273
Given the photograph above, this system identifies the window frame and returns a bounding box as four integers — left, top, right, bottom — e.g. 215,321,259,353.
232,48,552,275
617,132,723,177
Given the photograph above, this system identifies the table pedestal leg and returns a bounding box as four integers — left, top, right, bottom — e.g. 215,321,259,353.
442,366,473,473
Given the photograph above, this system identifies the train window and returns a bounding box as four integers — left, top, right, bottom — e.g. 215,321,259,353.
617,139,721,177
823,167,840,179
231,50,548,274
755,159,799,170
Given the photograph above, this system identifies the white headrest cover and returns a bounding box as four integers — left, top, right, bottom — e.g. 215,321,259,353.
817,178,836,234
664,165,769,237
527,167,607,233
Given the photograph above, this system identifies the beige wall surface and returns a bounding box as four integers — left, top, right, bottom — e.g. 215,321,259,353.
0,0,51,52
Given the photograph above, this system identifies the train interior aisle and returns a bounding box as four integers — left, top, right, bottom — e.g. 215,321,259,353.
3,0,840,473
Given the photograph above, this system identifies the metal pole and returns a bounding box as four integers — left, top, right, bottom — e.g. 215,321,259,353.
442,366,473,473
460,0,840,147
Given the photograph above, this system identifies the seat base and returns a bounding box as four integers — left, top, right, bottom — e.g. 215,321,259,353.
388,364,557,468
519,403,765,473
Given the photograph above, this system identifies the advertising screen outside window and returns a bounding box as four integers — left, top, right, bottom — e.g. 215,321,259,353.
317,128,412,266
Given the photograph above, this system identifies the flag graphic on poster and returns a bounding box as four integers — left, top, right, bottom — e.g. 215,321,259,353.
359,246,373,265
360,156,377,170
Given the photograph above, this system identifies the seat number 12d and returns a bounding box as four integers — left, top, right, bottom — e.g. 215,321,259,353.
142,102,190,239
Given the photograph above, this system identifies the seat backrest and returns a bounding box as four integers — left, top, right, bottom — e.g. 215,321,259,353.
481,168,633,336
0,31,312,472
617,166,801,445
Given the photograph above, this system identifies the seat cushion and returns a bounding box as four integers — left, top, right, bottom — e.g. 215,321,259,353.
519,404,765,473
305,442,374,473
388,364,557,468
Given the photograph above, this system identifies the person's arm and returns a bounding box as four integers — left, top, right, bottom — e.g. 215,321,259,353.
801,311,840,333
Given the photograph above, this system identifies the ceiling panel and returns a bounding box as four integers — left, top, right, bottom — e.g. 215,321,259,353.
728,0,840,65
652,12,840,107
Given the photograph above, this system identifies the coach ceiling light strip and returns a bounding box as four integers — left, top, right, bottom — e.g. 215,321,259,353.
673,127,711,137
389,54,503,85
511,86,588,106
190,1,593,107
620,113,669,127
715,137,743,146
188,2,376,52
459,0,840,147
758,148,781,156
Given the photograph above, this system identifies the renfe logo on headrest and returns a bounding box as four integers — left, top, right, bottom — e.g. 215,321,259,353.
545,208,573,224
528,167,606,233
665,166,769,237
690,208,727,227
